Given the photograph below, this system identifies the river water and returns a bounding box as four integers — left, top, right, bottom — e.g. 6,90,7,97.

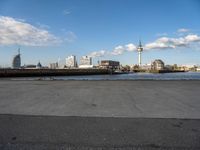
5,72,200,80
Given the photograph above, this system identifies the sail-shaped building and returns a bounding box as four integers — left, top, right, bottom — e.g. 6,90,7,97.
12,49,21,69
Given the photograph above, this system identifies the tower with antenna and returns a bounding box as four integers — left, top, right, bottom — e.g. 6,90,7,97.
137,40,143,66
18,48,20,55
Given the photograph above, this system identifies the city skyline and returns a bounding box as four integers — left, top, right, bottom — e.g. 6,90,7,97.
0,0,200,67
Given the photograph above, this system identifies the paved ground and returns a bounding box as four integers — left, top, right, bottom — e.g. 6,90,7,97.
0,114,200,150
0,80,200,118
0,80,200,149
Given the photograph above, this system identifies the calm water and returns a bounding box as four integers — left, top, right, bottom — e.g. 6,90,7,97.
7,72,200,80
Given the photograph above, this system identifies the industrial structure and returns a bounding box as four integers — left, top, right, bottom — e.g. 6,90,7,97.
12,49,21,69
137,40,143,66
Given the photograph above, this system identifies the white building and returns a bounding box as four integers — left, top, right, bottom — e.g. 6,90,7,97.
49,62,58,69
140,64,151,70
66,55,77,68
79,56,93,68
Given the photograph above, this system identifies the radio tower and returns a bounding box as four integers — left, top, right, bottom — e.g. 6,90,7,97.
137,40,143,66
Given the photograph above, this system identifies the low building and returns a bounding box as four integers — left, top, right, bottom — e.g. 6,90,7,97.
49,62,59,69
140,64,151,70
151,59,165,70
100,60,120,69
79,65,93,68
22,64,36,69
22,62,43,69
165,65,173,70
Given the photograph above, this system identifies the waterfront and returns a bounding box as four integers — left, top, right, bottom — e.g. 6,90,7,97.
4,71,200,80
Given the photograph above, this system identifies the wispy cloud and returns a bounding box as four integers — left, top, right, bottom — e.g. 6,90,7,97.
64,31,77,42
36,22,50,29
156,33,168,37
177,28,190,33
63,9,71,15
0,16,61,46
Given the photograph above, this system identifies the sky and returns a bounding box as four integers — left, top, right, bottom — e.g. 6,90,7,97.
0,0,200,67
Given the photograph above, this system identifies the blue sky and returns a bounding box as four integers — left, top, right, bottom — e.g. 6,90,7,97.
0,0,200,67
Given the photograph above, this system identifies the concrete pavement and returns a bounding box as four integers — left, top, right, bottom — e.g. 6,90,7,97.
0,80,199,118
0,114,200,150
0,80,200,149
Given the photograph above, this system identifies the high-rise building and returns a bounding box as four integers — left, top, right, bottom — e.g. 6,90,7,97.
137,40,143,66
80,56,92,65
79,56,93,68
12,49,21,69
66,55,77,68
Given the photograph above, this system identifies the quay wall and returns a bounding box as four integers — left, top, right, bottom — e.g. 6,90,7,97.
0,69,110,77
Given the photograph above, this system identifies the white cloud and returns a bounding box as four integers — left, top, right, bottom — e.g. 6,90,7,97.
177,28,190,33
185,34,200,42
111,45,125,55
88,50,107,57
145,34,200,50
125,43,137,51
88,43,137,58
88,29,200,58
0,16,61,46
145,41,172,50
110,44,137,55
